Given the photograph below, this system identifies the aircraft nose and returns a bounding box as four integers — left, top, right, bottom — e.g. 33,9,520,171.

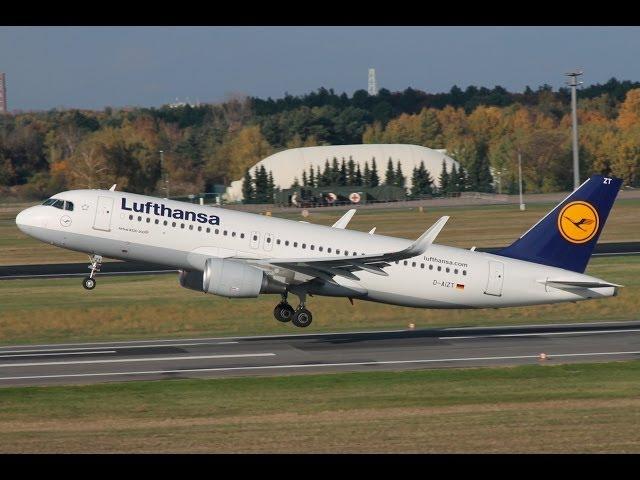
15,206,38,233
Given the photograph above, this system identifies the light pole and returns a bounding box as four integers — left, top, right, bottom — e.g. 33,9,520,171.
518,152,525,211
159,150,169,199
565,70,583,191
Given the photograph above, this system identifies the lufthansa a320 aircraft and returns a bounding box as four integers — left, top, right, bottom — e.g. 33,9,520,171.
16,175,622,328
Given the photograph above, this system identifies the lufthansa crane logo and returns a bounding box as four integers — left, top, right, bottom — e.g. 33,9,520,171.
557,201,599,244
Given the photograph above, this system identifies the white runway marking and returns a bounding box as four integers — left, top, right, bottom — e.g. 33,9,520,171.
0,341,239,355
0,350,638,382
439,328,640,340
0,350,116,359
0,353,275,368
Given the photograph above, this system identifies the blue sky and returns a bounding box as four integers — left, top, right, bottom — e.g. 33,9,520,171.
1,26,639,111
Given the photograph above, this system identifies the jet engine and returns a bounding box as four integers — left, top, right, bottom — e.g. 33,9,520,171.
179,258,285,298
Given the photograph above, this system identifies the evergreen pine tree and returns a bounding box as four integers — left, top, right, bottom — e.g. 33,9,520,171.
394,161,405,188
385,158,395,186
331,157,340,185
241,169,254,204
422,163,434,195
477,156,494,193
347,157,356,186
321,160,331,187
457,165,467,192
291,177,300,189
339,158,347,186
316,166,322,187
255,165,269,203
308,166,315,187
449,163,459,193
302,170,308,187
355,163,363,186
370,158,380,187
267,171,275,203
410,166,420,198
363,162,371,187
438,160,449,195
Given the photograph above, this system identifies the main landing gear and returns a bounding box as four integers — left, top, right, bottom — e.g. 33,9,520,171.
82,254,102,290
273,291,313,328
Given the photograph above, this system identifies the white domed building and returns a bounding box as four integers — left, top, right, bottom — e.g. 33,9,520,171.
225,144,458,202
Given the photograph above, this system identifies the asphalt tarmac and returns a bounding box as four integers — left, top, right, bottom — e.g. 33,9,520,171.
1,242,638,280
1,321,639,387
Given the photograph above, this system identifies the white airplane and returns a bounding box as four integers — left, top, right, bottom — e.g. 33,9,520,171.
15,175,622,328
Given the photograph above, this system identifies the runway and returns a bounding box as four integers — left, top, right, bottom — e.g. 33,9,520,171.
1,320,639,387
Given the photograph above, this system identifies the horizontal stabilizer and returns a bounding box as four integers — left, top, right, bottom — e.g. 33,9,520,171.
332,209,356,229
541,280,622,289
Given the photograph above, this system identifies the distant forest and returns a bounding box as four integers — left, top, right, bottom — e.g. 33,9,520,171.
1,77,639,200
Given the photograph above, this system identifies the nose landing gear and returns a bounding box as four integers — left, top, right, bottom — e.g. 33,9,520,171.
82,254,102,290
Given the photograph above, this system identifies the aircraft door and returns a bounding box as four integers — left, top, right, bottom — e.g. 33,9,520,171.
263,233,274,252
250,231,260,249
484,261,504,296
93,196,114,232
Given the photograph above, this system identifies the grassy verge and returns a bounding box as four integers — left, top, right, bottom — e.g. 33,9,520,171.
0,256,637,346
2,199,639,265
1,361,640,452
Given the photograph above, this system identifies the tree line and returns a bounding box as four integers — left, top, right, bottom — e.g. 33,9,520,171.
1,78,639,201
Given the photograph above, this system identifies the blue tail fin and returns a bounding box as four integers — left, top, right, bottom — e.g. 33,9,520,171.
497,175,622,273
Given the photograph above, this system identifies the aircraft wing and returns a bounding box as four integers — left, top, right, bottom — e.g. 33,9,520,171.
240,216,449,283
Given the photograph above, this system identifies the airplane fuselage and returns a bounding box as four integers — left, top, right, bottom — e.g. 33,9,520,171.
15,189,618,310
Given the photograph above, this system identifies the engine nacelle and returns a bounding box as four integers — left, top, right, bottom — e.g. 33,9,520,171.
180,258,285,298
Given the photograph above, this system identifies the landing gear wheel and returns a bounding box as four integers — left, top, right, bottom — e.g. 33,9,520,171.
274,302,295,322
292,308,313,328
82,277,96,290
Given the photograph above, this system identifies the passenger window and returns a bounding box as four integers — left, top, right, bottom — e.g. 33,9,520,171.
310,245,314,250
138,216,142,221
336,249,340,254
294,242,298,247
421,264,425,269
276,239,281,245
172,222,176,227
403,261,408,266
198,226,202,232
163,220,168,226
216,229,220,234
344,251,349,256
189,224,193,230
319,246,323,252
463,270,467,276
454,269,458,274
129,214,133,220
412,262,416,267
285,240,290,246
253,235,257,241
446,267,450,273
232,232,236,237
155,219,159,225
429,265,433,270
302,243,306,249
147,218,151,223
206,228,210,233
327,248,332,253
181,223,185,229
437,266,441,271
223,230,228,236
240,233,244,238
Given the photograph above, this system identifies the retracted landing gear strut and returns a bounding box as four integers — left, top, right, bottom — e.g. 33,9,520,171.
82,254,102,290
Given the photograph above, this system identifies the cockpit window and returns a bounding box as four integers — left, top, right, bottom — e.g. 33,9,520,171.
42,198,73,210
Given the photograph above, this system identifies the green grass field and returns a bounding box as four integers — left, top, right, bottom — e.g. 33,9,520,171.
2,198,640,265
1,361,640,452
0,255,637,346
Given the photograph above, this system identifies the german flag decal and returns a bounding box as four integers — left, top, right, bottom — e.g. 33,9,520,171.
456,284,465,290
